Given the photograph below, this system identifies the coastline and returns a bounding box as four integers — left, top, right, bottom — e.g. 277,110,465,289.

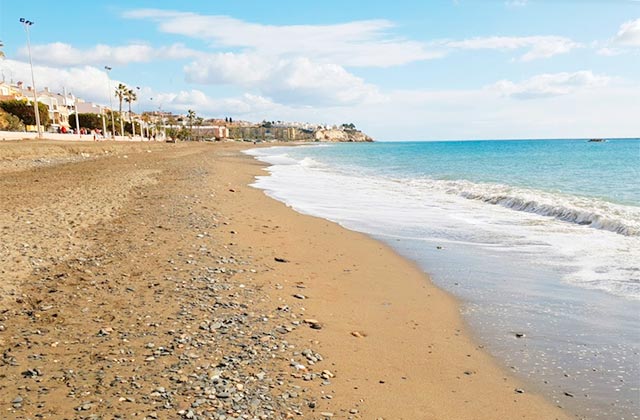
0,140,570,419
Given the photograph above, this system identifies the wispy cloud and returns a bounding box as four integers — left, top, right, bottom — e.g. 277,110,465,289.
17,42,201,67
596,17,640,56
488,71,610,99
613,18,640,47
505,0,529,8
444,36,582,61
123,9,441,68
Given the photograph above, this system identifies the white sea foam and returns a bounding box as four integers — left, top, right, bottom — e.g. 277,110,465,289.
402,178,640,237
245,147,640,300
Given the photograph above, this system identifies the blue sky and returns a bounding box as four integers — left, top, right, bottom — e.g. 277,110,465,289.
0,1,638,140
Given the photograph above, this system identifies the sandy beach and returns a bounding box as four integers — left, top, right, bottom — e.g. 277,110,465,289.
0,140,571,419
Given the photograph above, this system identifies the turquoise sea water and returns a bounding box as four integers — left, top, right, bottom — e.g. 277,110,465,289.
295,139,640,205
246,139,640,419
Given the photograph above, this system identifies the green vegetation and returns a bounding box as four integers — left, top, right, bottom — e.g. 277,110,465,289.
69,113,103,130
0,99,50,127
187,109,196,140
0,108,25,131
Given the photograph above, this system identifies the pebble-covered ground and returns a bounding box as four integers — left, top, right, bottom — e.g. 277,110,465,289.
0,142,345,419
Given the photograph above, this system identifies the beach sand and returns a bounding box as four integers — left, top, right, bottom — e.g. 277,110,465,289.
0,140,570,419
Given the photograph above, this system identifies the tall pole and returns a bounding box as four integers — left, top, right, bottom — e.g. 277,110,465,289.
73,93,81,139
102,112,107,139
104,66,115,139
20,18,42,139
135,86,141,139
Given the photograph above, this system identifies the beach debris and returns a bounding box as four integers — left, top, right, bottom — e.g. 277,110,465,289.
274,257,289,263
21,368,42,378
303,318,322,329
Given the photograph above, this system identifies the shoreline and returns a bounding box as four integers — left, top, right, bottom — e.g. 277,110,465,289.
236,144,571,419
0,140,570,419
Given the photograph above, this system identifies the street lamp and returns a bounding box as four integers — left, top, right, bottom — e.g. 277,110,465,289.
19,18,42,139
135,86,141,138
104,65,116,138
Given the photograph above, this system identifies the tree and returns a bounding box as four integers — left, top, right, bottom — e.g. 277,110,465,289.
0,108,24,131
115,83,128,135
341,123,356,130
195,117,204,141
69,113,103,130
124,88,137,117
0,99,50,127
187,109,196,141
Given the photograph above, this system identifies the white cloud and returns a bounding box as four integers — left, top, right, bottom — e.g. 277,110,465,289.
152,90,280,115
18,42,200,67
613,18,640,47
184,53,383,106
505,0,529,7
596,47,623,56
488,71,610,99
2,58,118,104
444,36,582,61
123,9,441,68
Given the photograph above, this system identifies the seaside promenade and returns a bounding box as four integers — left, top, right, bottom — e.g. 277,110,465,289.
0,139,570,419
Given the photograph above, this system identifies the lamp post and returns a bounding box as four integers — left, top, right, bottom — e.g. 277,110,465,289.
19,18,42,139
149,97,153,139
135,86,141,139
104,66,116,139
72,92,80,139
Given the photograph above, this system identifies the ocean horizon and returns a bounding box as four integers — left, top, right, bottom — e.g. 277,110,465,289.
246,138,640,420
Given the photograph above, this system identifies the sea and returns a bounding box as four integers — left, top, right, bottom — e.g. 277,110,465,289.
245,139,640,420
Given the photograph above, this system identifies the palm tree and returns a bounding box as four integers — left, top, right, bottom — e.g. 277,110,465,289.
124,88,137,135
115,83,128,136
187,109,196,141
195,117,204,141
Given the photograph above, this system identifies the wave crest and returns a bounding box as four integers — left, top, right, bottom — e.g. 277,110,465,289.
458,190,639,236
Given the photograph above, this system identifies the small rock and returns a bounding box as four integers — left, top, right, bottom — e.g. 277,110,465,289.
274,257,289,263
293,294,306,300
515,388,525,394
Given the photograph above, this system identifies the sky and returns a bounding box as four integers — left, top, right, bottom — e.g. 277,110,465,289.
0,0,639,140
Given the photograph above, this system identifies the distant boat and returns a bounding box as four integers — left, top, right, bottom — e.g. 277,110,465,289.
588,138,606,142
